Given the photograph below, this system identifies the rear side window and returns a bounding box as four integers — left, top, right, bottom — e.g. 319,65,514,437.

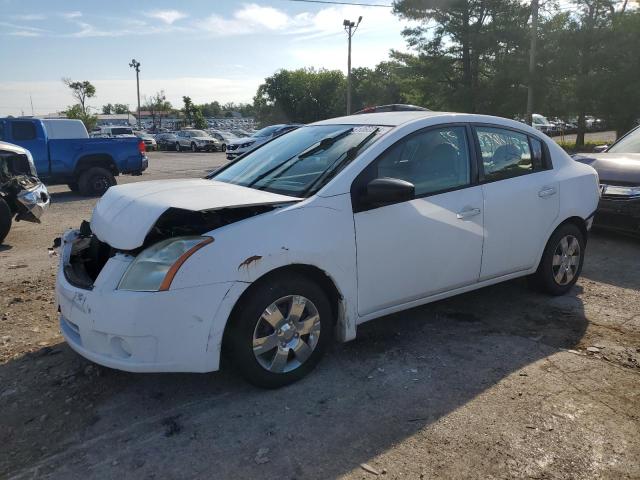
0,121,5,140
476,127,535,181
12,121,37,141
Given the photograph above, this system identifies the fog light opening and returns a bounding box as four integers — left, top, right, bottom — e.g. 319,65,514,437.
110,336,132,359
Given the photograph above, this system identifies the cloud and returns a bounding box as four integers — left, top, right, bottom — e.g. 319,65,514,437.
11,14,45,21
61,11,82,19
9,30,41,37
146,9,188,25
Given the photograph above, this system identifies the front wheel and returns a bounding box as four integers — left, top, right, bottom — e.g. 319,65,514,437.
175,142,181,152
191,142,197,152
0,197,12,245
529,223,585,295
221,144,227,152
225,273,333,388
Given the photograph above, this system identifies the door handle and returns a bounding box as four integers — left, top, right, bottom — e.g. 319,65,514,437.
456,207,481,220
538,186,557,198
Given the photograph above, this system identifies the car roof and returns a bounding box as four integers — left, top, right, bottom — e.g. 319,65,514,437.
312,111,453,127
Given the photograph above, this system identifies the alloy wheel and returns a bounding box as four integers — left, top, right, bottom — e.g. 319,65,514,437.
552,234,581,285
252,295,321,373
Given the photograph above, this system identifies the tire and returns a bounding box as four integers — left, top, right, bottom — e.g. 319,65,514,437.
529,223,586,295
0,197,12,245
225,273,333,388
221,144,227,152
191,142,197,152
175,142,181,152
78,167,116,197
67,182,79,192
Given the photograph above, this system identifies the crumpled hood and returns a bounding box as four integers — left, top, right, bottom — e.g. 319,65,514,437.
573,153,640,184
90,179,300,250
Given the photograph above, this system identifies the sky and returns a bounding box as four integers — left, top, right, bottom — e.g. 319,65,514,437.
0,0,412,116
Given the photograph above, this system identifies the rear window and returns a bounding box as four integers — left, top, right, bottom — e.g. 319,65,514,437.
12,121,37,141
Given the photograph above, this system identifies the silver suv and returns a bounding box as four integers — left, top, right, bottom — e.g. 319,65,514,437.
175,130,222,152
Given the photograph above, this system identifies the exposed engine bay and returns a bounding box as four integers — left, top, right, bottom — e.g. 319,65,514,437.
63,203,286,289
0,148,50,223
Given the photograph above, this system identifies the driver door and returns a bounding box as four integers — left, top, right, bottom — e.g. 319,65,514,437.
352,125,484,316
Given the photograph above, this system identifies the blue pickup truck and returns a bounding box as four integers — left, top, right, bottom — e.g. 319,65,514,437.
0,118,148,196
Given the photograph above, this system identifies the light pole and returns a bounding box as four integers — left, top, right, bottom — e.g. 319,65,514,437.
343,16,362,115
129,59,141,129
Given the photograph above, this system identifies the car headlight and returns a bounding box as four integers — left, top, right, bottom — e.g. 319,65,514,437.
241,142,255,148
118,236,213,292
601,184,640,198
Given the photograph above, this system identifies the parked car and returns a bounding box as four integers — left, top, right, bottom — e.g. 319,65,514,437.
175,130,222,152
532,114,556,135
56,111,599,388
156,133,178,151
574,125,640,235
138,133,157,151
0,141,49,244
0,118,148,196
99,126,136,138
208,130,238,152
226,124,300,160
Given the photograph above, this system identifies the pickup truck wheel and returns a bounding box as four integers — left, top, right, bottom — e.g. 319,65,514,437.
78,167,116,197
0,198,12,245
67,182,79,192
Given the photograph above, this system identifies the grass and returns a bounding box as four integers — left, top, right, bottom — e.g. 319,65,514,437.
556,141,609,154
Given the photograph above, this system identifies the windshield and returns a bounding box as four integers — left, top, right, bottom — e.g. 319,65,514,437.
608,127,640,154
253,125,282,138
212,124,387,197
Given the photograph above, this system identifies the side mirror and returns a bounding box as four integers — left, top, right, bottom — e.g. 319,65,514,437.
365,177,415,206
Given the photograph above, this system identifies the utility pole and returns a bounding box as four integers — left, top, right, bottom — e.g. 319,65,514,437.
343,16,362,115
526,0,539,126
129,59,141,129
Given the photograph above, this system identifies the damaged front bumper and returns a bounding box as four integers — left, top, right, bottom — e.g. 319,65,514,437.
56,229,235,373
16,180,50,222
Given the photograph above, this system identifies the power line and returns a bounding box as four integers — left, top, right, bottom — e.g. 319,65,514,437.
284,0,393,7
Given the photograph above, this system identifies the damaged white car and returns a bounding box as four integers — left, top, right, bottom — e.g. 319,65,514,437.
0,141,50,244
56,112,599,388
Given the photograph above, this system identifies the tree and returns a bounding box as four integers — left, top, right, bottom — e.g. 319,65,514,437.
254,68,346,124
200,101,222,117
62,79,96,116
182,96,194,125
102,103,114,114
113,104,130,114
192,106,207,129
65,104,98,132
144,90,172,129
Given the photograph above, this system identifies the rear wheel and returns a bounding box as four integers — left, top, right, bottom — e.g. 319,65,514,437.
191,142,197,152
0,198,12,245
78,167,116,197
529,223,585,295
221,144,227,152
175,142,181,152
226,273,333,388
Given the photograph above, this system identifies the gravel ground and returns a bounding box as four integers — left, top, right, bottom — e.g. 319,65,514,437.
1,151,639,479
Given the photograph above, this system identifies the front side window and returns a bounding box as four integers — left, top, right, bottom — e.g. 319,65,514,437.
372,126,471,196
212,124,388,197
476,127,534,181
12,121,36,141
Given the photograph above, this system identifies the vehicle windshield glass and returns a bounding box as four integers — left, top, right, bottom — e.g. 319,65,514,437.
211,124,387,197
111,128,132,135
253,125,281,137
608,127,640,154
188,130,208,137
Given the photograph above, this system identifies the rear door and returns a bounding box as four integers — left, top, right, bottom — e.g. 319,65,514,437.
473,125,559,279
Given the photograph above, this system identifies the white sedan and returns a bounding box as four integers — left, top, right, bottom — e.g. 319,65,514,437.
56,112,599,388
